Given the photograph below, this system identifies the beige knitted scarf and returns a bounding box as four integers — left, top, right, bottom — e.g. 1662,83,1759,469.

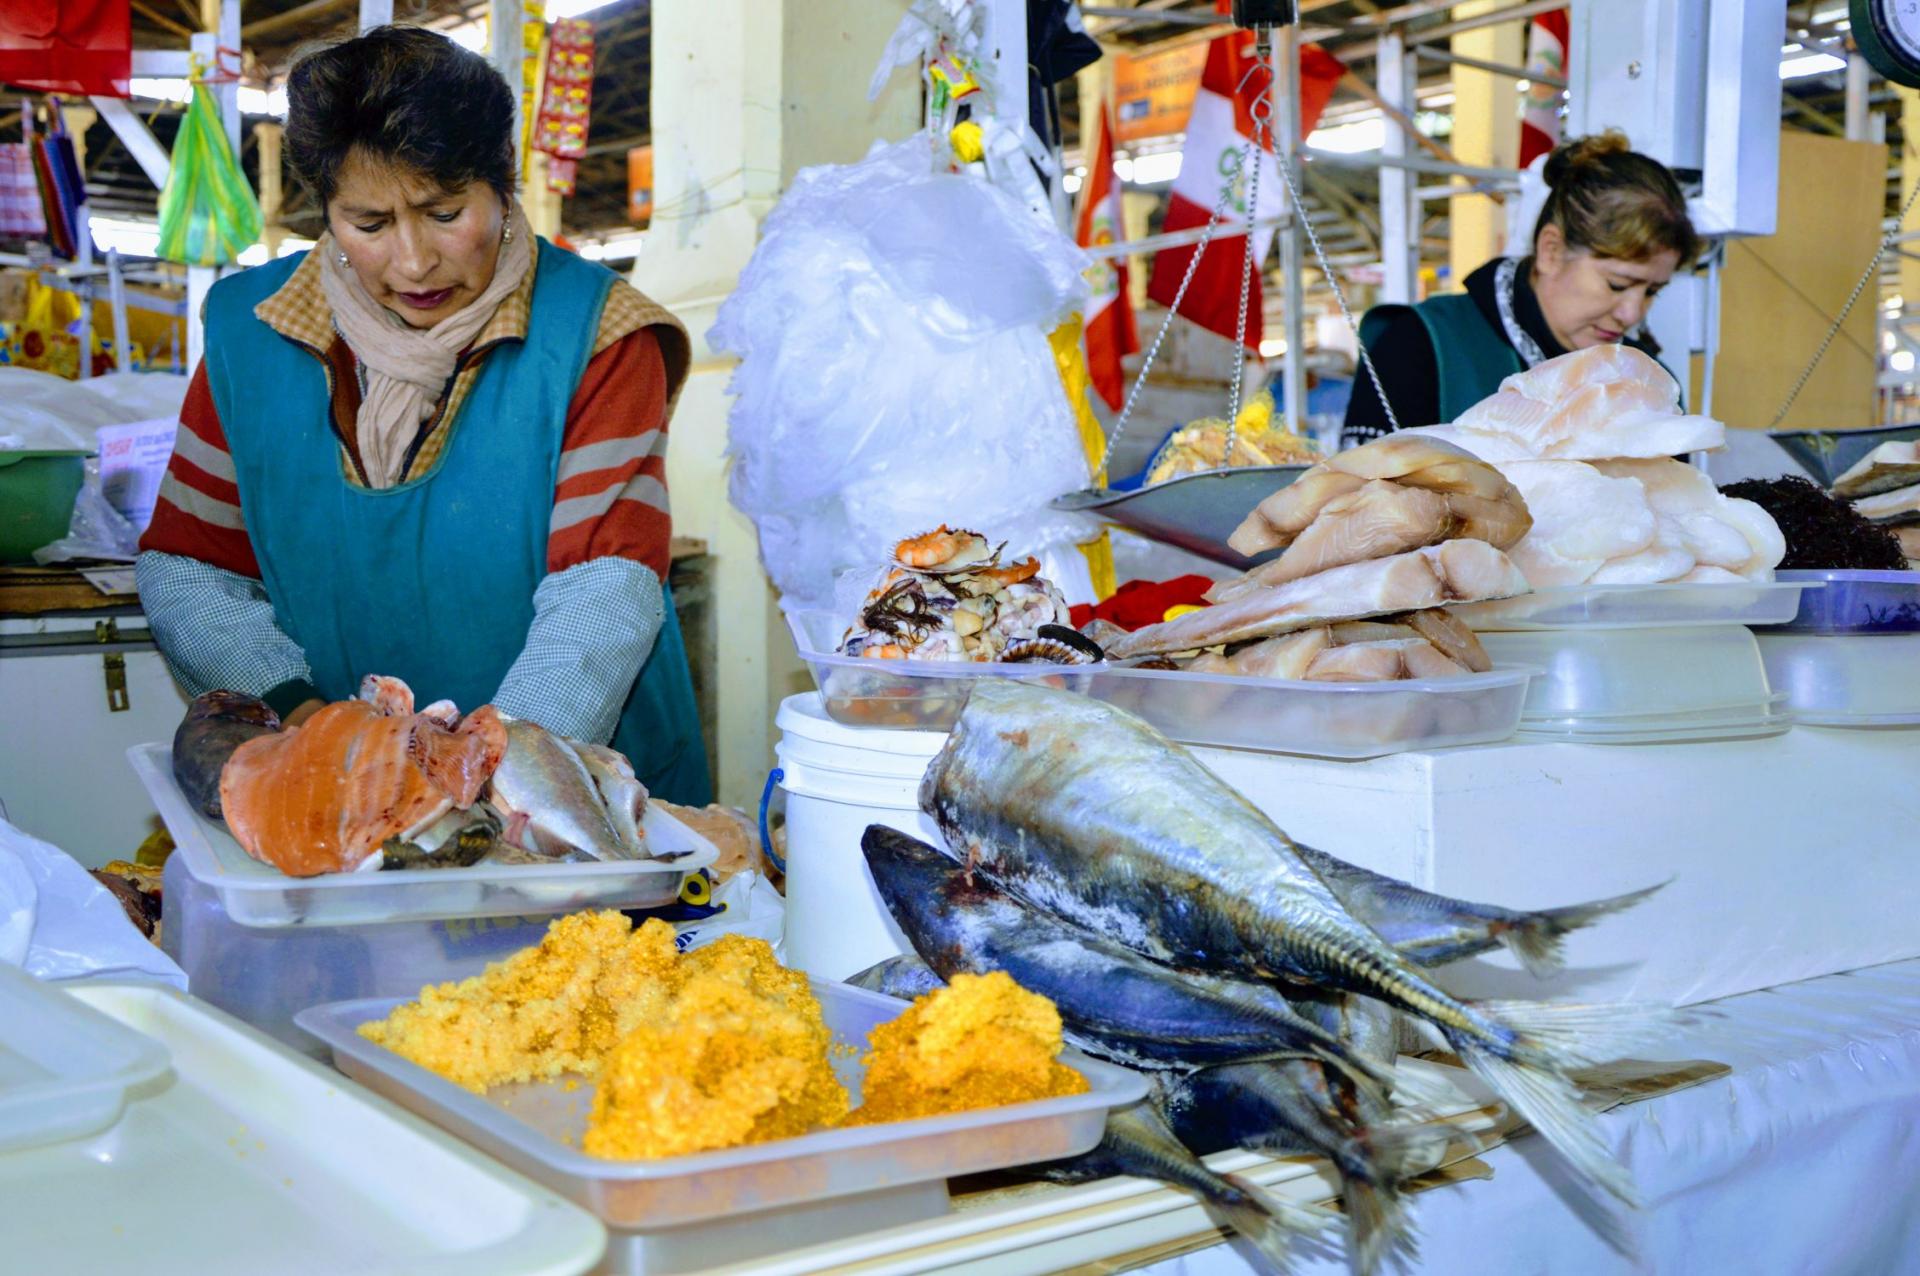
317,200,534,488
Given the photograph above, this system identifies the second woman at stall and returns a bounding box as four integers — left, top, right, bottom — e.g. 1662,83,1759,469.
1344,131,1700,442
136,25,712,804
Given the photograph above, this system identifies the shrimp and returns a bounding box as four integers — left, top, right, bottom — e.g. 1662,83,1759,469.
894,526,995,574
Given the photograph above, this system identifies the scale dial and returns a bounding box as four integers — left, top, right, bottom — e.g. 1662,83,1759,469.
1855,0,1920,88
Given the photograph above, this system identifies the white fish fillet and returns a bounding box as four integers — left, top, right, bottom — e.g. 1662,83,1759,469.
1832,442,1920,499
1224,628,1333,679
1592,459,1784,578
1404,608,1492,672
1108,541,1531,658
1228,435,1525,557
1499,461,1657,587
1854,480,1920,525
1427,346,1724,460
1305,638,1467,682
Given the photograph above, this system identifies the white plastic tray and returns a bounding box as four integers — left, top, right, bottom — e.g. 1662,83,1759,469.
1454,580,1815,631
130,742,717,929
788,611,1096,731
297,980,1147,1274
1480,625,1775,723
0,963,171,1155
1759,632,1920,726
0,982,605,1276
1516,695,1794,744
1082,664,1536,759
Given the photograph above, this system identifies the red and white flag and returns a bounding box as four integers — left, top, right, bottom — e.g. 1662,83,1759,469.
1076,100,1139,411
1146,28,1343,350
1519,9,1569,168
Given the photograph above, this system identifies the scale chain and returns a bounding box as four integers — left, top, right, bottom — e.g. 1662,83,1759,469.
1225,125,1261,469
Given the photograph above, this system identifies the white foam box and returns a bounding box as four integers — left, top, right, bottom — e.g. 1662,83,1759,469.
1193,727,1920,1007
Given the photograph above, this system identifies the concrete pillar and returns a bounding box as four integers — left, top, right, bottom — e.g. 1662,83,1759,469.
638,0,919,806
256,121,285,255
1447,1,1521,290
1903,89,1920,307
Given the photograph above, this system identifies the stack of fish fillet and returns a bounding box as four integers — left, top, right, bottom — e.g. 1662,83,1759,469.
1831,441,1920,563
1106,434,1534,675
853,680,1668,1276
1405,346,1784,587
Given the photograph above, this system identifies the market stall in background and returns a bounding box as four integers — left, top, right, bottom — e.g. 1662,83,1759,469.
9,1,1920,1274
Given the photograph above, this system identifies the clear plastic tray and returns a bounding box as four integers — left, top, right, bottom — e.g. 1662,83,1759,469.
1775,570,1920,634
296,980,1147,1261
1759,632,1920,726
4,981,606,1276
788,610,1097,731
1082,664,1535,759
0,963,171,1155
130,742,718,929
1515,696,1793,745
1480,625,1774,722
1453,580,1815,631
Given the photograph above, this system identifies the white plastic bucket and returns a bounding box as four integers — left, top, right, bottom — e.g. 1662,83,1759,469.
773,693,949,981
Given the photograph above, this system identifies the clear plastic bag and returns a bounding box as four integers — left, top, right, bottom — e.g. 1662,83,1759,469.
33,458,141,564
0,818,186,989
710,137,1098,612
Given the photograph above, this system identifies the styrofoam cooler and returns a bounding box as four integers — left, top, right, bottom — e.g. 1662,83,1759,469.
773,695,944,981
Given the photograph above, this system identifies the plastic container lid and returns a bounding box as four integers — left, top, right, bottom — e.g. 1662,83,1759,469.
1759,631,1920,726
1774,570,1920,634
1454,580,1814,631
0,962,171,1155
1080,663,1536,760
1515,697,1793,745
129,742,718,929
296,979,1147,1237
12,981,606,1276
1480,625,1774,723
788,611,1098,732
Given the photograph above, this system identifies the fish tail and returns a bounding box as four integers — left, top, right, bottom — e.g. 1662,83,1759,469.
1444,999,1677,1207
1499,881,1669,978
1209,1175,1340,1274
1335,1119,1459,1276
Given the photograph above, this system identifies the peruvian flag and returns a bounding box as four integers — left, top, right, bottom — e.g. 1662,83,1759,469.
1145,24,1343,350
1519,10,1570,168
1076,100,1139,411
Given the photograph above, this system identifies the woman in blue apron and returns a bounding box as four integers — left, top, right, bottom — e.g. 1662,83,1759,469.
136,26,711,805
1344,132,1699,444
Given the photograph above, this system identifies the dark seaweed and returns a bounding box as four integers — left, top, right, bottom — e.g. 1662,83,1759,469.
1720,476,1906,570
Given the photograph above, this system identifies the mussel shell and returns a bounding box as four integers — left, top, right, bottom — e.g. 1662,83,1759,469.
1037,623,1105,662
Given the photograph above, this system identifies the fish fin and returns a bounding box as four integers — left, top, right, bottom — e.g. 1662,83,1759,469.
1449,998,1678,1210
1209,1176,1339,1273
1307,1043,1395,1107
1500,881,1670,978
1338,1170,1411,1276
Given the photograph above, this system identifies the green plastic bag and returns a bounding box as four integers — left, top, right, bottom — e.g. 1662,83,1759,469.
156,85,262,267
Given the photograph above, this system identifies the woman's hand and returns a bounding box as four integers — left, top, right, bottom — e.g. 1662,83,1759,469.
283,698,326,729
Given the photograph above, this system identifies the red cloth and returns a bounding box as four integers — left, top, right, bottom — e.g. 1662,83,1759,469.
1069,575,1216,632
0,0,131,97
1519,10,1570,169
1144,23,1343,349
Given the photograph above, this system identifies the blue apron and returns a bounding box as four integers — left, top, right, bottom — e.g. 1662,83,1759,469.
203,242,712,805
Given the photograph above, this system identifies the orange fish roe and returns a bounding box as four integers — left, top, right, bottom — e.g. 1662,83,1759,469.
582,935,848,1159
358,911,680,1092
845,972,1087,1126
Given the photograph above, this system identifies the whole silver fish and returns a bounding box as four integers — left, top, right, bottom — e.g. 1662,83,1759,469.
921,680,1670,1206
489,720,646,861
1289,842,1664,977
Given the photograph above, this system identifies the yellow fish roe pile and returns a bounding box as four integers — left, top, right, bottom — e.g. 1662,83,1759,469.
358,910,681,1092
845,971,1087,1126
582,934,849,1159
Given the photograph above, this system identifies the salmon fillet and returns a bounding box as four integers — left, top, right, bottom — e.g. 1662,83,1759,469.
219,685,508,877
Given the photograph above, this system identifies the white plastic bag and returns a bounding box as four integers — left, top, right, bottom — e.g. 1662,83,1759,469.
0,818,186,989
710,137,1098,613
33,457,143,564
674,871,787,960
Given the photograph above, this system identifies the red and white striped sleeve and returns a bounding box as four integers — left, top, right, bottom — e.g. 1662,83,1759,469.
139,362,262,578
547,325,674,582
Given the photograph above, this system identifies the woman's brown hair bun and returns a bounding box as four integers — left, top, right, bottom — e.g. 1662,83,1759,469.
1534,130,1700,268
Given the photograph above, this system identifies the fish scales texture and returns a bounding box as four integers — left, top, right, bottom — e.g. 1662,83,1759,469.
924,681,1672,1208
861,826,1370,1073
922,682,1485,1037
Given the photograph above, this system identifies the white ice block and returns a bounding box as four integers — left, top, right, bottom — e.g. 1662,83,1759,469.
1194,729,1920,1006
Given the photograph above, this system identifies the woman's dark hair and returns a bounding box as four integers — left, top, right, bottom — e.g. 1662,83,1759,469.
285,25,516,212
1532,131,1700,268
